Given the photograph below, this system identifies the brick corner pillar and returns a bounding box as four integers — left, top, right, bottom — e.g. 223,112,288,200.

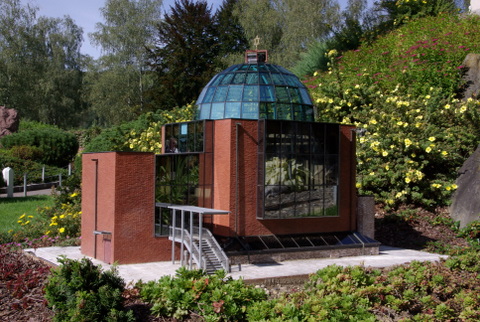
357,195,375,239
81,152,156,264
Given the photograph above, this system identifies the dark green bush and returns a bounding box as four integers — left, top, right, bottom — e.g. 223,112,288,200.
0,128,78,167
9,145,44,162
0,153,67,185
44,257,134,322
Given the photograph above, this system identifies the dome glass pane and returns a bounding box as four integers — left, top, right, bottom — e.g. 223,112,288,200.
195,62,314,121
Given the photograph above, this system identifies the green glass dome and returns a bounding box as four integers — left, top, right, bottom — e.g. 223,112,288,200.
195,62,314,121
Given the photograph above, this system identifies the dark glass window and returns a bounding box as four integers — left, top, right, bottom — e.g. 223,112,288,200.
258,120,340,219
155,207,172,236
163,120,205,153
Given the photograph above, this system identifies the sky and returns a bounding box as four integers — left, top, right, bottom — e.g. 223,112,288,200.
23,0,224,59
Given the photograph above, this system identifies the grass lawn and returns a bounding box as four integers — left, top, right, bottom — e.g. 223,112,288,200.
0,195,54,233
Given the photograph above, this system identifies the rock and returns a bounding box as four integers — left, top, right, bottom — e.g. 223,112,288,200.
450,144,480,228
0,106,19,138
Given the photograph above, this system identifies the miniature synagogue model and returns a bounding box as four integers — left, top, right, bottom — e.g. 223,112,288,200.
81,49,378,272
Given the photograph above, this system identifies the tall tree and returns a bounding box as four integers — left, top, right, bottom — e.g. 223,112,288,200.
215,0,249,69
0,0,85,127
234,0,341,68
86,0,162,126
148,0,218,110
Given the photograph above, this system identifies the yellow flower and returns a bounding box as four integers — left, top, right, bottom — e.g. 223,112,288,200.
405,177,411,183
425,146,432,153
58,227,65,234
19,214,26,219
356,183,362,189
428,137,436,142
70,192,79,198
59,214,66,219
404,138,412,147
451,184,458,190
431,183,442,189
382,151,389,157
441,151,448,156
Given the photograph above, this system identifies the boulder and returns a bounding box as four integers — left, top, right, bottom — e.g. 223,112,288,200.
450,144,480,228
0,105,19,138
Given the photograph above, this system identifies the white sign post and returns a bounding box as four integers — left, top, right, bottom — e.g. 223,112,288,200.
2,167,14,198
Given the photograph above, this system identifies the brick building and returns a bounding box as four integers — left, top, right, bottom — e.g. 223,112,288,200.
81,51,378,268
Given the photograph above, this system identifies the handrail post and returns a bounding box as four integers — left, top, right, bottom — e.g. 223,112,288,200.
23,173,27,197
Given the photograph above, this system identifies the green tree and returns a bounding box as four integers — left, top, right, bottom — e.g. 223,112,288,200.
0,0,85,127
214,0,249,69
234,0,341,68
86,0,163,126
148,0,218,110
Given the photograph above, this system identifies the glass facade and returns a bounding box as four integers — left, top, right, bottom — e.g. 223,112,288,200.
257,120,340,219
155,121,214,236
195,63,314,121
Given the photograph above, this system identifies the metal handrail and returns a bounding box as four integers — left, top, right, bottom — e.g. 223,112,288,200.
192,227,230,272
169,226,204,270
169,226,230,273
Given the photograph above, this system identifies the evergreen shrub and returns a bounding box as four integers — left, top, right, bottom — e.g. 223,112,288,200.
0,128,78,167
44,257,134,322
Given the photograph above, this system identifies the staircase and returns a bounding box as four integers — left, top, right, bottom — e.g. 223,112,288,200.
169,226,230,274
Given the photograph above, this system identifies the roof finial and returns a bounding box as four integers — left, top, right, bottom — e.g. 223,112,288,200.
253,35,260,50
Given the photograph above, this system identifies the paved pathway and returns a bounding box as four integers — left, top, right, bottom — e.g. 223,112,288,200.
25,245,448,284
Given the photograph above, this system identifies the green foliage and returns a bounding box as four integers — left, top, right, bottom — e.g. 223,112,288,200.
0,1,86,128
1,128,79,167
307,13,480,208
0,152,68,186
379,0,457,30
139,267,267,321
247,257,480,321
148,0,219,110
292,41,330,77
86,0,162,126
84,103,195,153
234,0,341,69
44,257,134,322
8,145,44,162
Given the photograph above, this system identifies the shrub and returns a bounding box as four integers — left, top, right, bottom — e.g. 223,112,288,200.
0,128,78,167
307,13,480,208
0,153,67,186
9,145,44,162
139,267,267,321
44,257,134,322
83,103,195,154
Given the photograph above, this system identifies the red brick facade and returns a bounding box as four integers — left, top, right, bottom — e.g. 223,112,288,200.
81,120,357,264
81,152,175,264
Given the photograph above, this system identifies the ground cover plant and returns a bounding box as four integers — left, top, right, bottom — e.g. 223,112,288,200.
307,13,480,208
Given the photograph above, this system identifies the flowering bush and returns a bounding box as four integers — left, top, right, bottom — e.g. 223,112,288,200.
42,191,81,238
126,103,195,153
307,13,480,207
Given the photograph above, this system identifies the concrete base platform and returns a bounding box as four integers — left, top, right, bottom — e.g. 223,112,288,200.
25,245,448,284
